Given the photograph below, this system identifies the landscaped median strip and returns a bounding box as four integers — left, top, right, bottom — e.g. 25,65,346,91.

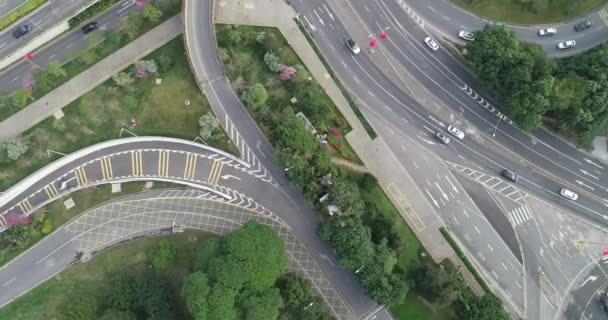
439,226,492,293
294,17,377,140
0,0,47,31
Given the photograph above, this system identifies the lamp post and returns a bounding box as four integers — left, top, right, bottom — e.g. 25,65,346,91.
284,166,295,172
355,265,364,274
491,115,502,137
304,302,314,310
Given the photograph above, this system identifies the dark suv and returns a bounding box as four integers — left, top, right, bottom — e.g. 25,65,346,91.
574,20,592,32
501,169,518,183
12,24,31,39
82,22,99,34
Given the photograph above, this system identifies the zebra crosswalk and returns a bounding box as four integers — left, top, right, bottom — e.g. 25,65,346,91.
508,205,533,227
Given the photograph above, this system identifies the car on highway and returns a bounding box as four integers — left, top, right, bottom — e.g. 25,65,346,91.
458,30,474,41
447,125,465,139
500,169,518,183
599,292,608,313
424,36,439,51
82,22,99,34
557,40,576,50
560,188,578,201
538,27,557,36
434,131,450,144
12,24,31,39
574,20,592,32
346,38,360,55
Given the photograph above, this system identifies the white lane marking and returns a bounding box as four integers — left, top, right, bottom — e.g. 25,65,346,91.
314,9,325,26
353,76,360,84
463,210,469,218
322,4,334,20
0,42,6,49
501,262,508,270
434,182,448,200
584,158,604,169
487,244,494,252
491,270,499,279
341,59,347,68
478,252,486,262
2,277,16,287
425,189,439,208
427,5,436,12
464,233,472,243
515,281,522,289
412,161,419,168
401,117,408,123
474,225,480,233
368,90,376,97
445,175,459,194
384,105,392,111
453,216,460,225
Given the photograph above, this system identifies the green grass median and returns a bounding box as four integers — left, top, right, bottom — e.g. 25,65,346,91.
439,226,491,293
0,0,47,31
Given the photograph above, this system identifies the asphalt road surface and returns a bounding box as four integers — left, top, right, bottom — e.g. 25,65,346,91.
0,188,356,319
402,0,608,57
0,0,27,19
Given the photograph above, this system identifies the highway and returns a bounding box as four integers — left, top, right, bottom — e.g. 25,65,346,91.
0,0,605,318
288,0,608,318
402,0,608,57
0,0,27,19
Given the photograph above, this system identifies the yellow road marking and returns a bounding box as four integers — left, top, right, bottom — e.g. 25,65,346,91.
75,166,88,186
44,184,59,198
131,151,143,176
158,150,170,177
183,153,197,180
100,157,113,180
18,199,33,213
599,9,608,26
207,160,224,185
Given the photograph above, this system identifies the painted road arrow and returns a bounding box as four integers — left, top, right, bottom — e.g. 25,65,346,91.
424,189,439,208
584,158,604,169
579,169,599,180
576,180,595,191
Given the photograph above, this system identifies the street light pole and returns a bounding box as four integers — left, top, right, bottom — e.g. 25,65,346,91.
284,166,295,172
355,265,364,274
304,302,314,310
491,115,502,137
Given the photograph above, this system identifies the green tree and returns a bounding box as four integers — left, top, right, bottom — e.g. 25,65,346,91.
34,71,54,92
120,12,145,39
329,176,365,216
411,261,455,302
150,238,176,269
207,284,238,320
240,288,283,320
112,72,135,87
99,309,136,320
41,217,53,234
456,293,510,320
9,88,33,108
242,83,268,110
198,112,222,140
551,74,589,112
47,60,67,78
318,220,374,270
58,295,98,320
278,273,312,310
218,221,288,291
300,295,334,320
3,224,31,246
104,29,123,47
143,3,162,22
193,237,222,272
182,272,211,320
264,51,282,72
157,53,173,72
276,112,317,156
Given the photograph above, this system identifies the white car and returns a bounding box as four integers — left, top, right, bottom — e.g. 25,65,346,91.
557,40,576,50
538,27,557,36
560,188,578,201
346,38,360,54
447,125,465,139
458,30,475,41
424,37,439,51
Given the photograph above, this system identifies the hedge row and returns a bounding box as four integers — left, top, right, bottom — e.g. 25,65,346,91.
0,0,47,31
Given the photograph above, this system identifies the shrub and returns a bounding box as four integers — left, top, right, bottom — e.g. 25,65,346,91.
280,65,297,81
142,3,162,22
157,53,173,72
112,72,135,87
1,136,29,160
41,217,53,234
242,83,268,110
198,112,222,140
263,51,282,72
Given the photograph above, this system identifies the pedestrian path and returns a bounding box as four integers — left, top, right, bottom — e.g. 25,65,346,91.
508,205,533,227
0,15,183,140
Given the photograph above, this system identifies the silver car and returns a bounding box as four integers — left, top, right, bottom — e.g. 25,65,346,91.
458,30,475,41
557,40,576,50
434,131,450,144
538,27,557,36
424,37,439,51
447,125,465,139
560,188,578,200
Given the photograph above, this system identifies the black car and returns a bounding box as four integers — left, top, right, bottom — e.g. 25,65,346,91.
500,169,518,183
82,22,99,34
12,24,31,39
599,292,608,313
574,20,592,32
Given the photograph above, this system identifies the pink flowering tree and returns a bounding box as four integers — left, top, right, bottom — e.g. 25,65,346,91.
21,74,35,90
279,65,297,81
5,212,31,227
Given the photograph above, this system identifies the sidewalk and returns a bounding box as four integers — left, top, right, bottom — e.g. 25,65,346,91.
0,15,183,140
215,0,484,296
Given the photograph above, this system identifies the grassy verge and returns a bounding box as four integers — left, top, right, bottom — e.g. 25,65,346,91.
294,18,377,139
216,24,361,164
439,227,491,293
0,181,179,267
390,293,458,320
0,37,237,191
0,0,46,31
449,0,607,24
0,0,182,122
0,230,214,319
